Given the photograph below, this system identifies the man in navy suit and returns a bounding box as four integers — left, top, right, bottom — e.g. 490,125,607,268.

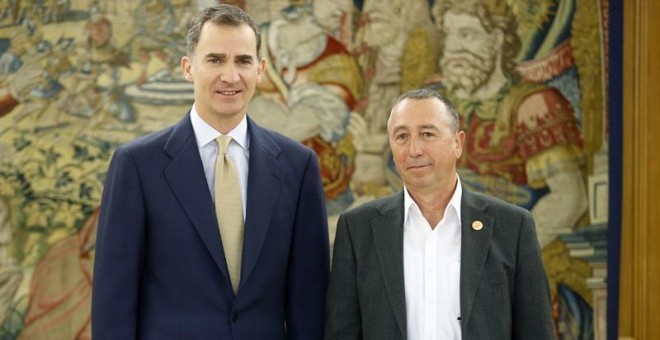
92,5,329,339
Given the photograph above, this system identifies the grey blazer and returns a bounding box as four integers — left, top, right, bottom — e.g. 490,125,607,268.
325,186,553,340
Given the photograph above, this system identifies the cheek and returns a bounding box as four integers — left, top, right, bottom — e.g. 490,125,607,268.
242,72,257,87
474,38,494,55
192,71,212,84
391,148,408,165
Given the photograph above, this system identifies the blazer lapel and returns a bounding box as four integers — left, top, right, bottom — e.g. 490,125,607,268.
371,193,407,337
163,115,231,282
459,188,494,331
240,118,283,287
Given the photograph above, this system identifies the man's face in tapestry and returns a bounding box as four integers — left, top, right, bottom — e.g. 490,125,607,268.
313,0,352,33
360,0,402,48
439,10,503,95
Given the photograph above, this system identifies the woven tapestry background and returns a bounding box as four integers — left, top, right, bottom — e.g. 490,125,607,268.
0,0,609,338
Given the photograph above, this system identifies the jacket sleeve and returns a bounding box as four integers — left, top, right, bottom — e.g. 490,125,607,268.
92,147,146,339
324,213,362,340
285,150,330,340
513,210,554,339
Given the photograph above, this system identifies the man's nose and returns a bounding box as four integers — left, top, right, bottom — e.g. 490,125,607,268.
409,137,423,156
220,64,240,83
444,35,463,51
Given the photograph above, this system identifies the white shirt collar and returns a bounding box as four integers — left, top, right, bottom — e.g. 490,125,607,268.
190,103,248,151
403,176,463,228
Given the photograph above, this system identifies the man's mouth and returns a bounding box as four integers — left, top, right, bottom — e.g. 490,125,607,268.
407,164,429,171
217,90,240,96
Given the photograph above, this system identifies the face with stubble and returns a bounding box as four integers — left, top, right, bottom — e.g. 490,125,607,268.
388,97,464,195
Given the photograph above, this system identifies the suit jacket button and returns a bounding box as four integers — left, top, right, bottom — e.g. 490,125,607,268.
231,312,239,323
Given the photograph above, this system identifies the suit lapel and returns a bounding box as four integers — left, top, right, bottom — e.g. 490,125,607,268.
371,193,407,337
163,115,231,282
459,188,494,332
240,118,283,287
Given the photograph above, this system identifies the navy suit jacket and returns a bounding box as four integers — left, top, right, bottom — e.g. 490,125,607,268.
92,114,330,339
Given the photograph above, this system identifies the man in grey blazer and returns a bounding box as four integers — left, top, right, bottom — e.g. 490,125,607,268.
325,89,553,339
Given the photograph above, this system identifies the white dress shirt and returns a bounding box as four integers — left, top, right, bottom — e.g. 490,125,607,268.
190,105,249,220
403,180,462,340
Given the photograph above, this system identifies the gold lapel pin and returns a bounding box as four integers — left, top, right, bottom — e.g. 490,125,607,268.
472,220,483,231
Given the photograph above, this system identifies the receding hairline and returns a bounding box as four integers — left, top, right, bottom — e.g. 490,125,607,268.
387,92,460,133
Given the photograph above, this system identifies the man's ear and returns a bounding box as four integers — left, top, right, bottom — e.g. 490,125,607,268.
455,130,465,158
181,56,193,82
256,57,266,82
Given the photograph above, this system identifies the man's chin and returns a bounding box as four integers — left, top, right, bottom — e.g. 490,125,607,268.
404,180,433,193
212,104,245,118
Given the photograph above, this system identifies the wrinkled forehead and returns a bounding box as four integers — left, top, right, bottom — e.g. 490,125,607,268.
389,98,448,131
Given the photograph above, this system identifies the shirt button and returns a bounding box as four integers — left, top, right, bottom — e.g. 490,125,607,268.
231,312,239,323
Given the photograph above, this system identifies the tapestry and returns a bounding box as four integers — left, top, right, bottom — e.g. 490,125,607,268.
0,0,609,338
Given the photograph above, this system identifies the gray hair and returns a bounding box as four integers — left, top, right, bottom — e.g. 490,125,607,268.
186,4,261,58
388,88,460,133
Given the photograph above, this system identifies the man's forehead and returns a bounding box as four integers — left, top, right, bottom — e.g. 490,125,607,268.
390,100,447,128
394,97,445,113
392,120,441,129
196,25,258,56
442,11,482,28
390,113,444,131
199,22,257,46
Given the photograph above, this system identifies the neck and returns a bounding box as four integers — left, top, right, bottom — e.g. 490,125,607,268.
198,111,244,135
407,176,457,228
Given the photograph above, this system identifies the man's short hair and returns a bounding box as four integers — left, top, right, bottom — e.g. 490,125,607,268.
389,88,460,133
186,4,261,58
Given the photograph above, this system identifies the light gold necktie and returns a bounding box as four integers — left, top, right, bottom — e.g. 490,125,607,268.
214,135,244,293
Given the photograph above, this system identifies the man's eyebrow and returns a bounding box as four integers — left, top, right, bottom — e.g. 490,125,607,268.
419,124,440,130
391,124,440,134
236,54,254,61
204,53,226,59
391,126,408,134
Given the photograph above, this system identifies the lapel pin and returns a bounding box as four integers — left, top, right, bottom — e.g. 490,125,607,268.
472,220,483,231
